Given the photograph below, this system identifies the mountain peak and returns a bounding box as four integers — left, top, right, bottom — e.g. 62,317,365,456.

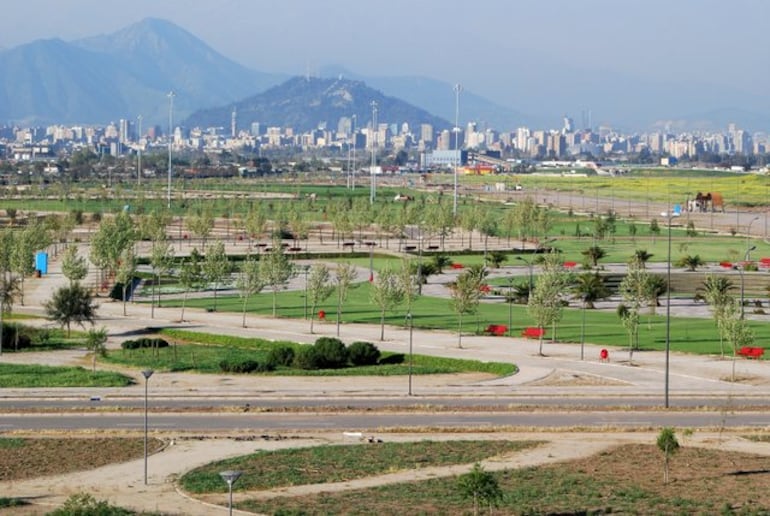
185,75,450,133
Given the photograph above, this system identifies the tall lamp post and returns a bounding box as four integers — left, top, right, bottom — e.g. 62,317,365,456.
141,369,154,484
370,101,377,205
219,470,242,516
660,209,679,409
507,275,515,337
453,83,462,217
167,91,175,210
136,114,142,187
406,312,414,396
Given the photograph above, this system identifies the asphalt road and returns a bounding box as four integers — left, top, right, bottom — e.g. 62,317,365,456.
1,394,769,411
2,410,769,432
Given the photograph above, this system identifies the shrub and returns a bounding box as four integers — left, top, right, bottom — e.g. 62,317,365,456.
1,324,32,351
218,359,266,374
379,353,405,365
347,341,381,366
266,345,295,368
313,337,349,369
293,346,322,370
120,338,170,350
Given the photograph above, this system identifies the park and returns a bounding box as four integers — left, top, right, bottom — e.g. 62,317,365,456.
2,168,770,513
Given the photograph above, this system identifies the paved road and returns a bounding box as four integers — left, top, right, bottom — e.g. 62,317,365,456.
2,410,769,432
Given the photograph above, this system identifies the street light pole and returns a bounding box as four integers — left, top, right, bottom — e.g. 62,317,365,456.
507,276,514,337
665,213,672,409
141,369,154,484
453,83,462,217
136,114,142,187
370,101,377,205
219,470,242,516
407,312,413,396
167,91,175,210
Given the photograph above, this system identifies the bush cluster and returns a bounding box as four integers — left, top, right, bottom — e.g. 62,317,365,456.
347,341,381,366
292,338,382,370
120,338,170,350
0,324,52,351
218,359,273,374
266,345,295,368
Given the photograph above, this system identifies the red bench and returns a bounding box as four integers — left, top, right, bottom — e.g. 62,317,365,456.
484,324,508,336
450,263,464,269
737,346,765,359
522,327,545,339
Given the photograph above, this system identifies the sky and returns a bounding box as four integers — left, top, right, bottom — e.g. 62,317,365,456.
2,0,769,128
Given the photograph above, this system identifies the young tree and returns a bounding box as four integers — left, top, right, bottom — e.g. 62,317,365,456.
581,245,606,268
307,264,334,334
236,255,265,328
676,254,705,272
457,463,503,516
178,248,204,323
44,283,97,337
398,259,420,316
203,241,230,312
656,427,680,484
61,245,88,286
0,275,20,356
629,249,654,269
11,226,37,306
572,272,611,359
85,326,108,372
334,262,357,336
186,205,215,249
527,255,570,355
114,247,136,316
619,263,650,362
149,235,175,317
370,267,405,341
449,269,483,349
699,275,735,358
259,237,294,316
722,299,755,382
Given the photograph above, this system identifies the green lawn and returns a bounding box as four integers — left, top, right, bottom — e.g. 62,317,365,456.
156,285,768,357
180,440,540,493
103,329,516,376
0,363,133,387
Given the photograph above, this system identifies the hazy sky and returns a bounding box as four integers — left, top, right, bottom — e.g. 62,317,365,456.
3,0,769,126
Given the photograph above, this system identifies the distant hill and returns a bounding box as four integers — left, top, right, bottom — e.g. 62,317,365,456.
0,18,285,126
184,76,452,134
319,65,544,130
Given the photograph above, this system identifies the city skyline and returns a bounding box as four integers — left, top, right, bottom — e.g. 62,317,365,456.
2,0,770,130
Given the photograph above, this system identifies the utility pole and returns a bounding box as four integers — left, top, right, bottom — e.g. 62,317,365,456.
370,101,377,205
453,83,462,217
167,91,175,210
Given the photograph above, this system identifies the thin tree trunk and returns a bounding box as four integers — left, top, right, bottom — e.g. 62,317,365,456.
380,309,386,341
457,313,463,349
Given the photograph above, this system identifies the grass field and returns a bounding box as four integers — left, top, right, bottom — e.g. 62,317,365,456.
103,329,517,376
0,363,133,387
156,284,769,357
237,442,770,515
180,440,541,493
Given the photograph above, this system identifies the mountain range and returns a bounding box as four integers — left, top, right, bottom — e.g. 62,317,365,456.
0,18,283,127
0,17,768,132
0,17,541,131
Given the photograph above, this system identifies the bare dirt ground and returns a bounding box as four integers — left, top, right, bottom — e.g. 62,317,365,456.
2,430,770,515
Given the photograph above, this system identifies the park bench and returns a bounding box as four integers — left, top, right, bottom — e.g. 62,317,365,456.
522,327,545,339
737,346,765,359
450,263,464,270
484,324,508,336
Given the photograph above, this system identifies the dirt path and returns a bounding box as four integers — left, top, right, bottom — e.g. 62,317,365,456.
4,430,767,515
